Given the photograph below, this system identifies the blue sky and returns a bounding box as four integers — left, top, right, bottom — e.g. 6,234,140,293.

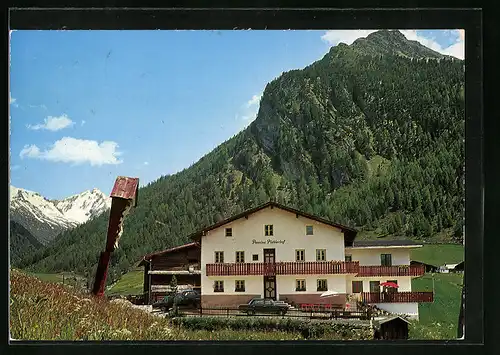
9,29,464,200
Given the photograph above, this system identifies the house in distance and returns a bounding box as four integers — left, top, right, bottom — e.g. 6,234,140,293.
141,201,433,319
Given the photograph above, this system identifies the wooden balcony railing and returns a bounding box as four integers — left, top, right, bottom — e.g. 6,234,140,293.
206,261,360,276
356,265,425,277
361,291,434,303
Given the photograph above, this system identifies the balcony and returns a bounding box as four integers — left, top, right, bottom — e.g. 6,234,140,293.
361,291,434,303
356,265,425,277
206,261,360,276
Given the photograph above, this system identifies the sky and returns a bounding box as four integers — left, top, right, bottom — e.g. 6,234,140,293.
9,29,465,200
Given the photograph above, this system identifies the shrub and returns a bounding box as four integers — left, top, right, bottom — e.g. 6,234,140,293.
171,316,373,339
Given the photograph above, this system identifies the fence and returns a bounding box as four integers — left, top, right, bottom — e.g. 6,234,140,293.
169,305,372,320
361,291,434,303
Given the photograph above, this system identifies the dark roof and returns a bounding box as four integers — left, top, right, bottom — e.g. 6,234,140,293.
375,316,411,326
139,242,200,266
410,260,438,267
350,239,422,248
188,201,357,245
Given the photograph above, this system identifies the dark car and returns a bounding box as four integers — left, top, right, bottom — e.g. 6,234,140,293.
153,290,200,312
238,298,289,315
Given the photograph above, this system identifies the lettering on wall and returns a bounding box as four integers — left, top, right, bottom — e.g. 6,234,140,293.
252,239,285,245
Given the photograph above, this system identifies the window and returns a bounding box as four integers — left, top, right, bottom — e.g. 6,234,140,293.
381,254,392,266
252,254,259,261
215,251,224,263
296,279,306,291
369,281,380,293
296,249,305,262
306,225,314,235
265,224,274,236
316,249,326,261
345,255,352,262
235,280,245,292
236,251,245,263
317,279,328,292
214,281,224,292
352,281,363,293
225,228,233,237
386,280,398,293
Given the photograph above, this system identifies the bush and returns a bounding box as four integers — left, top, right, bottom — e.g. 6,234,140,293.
171,317,373,339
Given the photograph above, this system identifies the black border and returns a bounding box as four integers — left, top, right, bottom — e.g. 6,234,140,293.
5,6,486,355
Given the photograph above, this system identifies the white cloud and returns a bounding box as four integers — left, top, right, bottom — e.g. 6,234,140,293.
10,95,18,107
239,91,263,126
321,29,464,60
321,30,378,46
144,161,149,165
81,120,86,126
19,145,41,159
19,137,123,166
246,93,262,108
27,114,75,131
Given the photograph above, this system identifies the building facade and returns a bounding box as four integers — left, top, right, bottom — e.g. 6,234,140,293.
189,202,432,319
139,242,201,303
141,202,433,319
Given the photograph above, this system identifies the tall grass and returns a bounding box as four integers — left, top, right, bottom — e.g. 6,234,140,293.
10,269,371,341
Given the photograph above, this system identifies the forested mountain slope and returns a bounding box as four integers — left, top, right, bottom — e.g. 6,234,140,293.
18,30,465,284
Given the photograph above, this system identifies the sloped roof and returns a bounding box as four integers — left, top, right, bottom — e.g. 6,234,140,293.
350,239,423,248
139,242,200,266
373,315,411,326
188,201,357,245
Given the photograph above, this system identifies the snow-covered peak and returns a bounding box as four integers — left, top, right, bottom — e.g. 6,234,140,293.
10,185,112,244
54,188,111,224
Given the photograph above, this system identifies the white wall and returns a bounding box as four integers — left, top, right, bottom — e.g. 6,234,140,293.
345,276,413,293
375,303,419,320
345,248,412,266
202,276,263,296
277,275,347,294
201,206,346,294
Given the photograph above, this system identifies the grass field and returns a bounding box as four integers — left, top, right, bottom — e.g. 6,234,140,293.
28,272,87,288
409,272,464,339
107,269,144,296
410,244,464,267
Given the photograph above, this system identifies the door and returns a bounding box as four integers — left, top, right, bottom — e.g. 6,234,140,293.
264,276,277,300
263,249,277,299
263,248,276,275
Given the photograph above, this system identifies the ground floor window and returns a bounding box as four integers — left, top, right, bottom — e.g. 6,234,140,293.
235,280,245,292
214,280,224,292
386,280,398,293
352,280,363,293
317,279,328,292
370,281,381,293
296,279,306,292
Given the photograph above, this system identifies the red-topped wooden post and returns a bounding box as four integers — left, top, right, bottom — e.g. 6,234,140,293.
92,176,139,297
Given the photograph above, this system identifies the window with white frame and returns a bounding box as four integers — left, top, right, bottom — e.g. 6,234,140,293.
296,279,306,291
265,224,274,236
225,228,233,237
236,251,245,263
235,280,245,292
215,251,224,263
317,279,328,291
306,225,314,235
214,281,224,292
296,249,305,262
316,249,326,261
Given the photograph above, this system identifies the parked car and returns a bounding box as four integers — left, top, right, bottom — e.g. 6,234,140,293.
238,298,289,315
153,290,201,312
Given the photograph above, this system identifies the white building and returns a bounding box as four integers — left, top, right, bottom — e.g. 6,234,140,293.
187,202,433,319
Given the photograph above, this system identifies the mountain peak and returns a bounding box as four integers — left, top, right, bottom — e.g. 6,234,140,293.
10,185,112,244
347,30,449,60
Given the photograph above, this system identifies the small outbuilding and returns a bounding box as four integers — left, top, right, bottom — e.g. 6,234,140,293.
410,260,438,273
373,316,410,340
